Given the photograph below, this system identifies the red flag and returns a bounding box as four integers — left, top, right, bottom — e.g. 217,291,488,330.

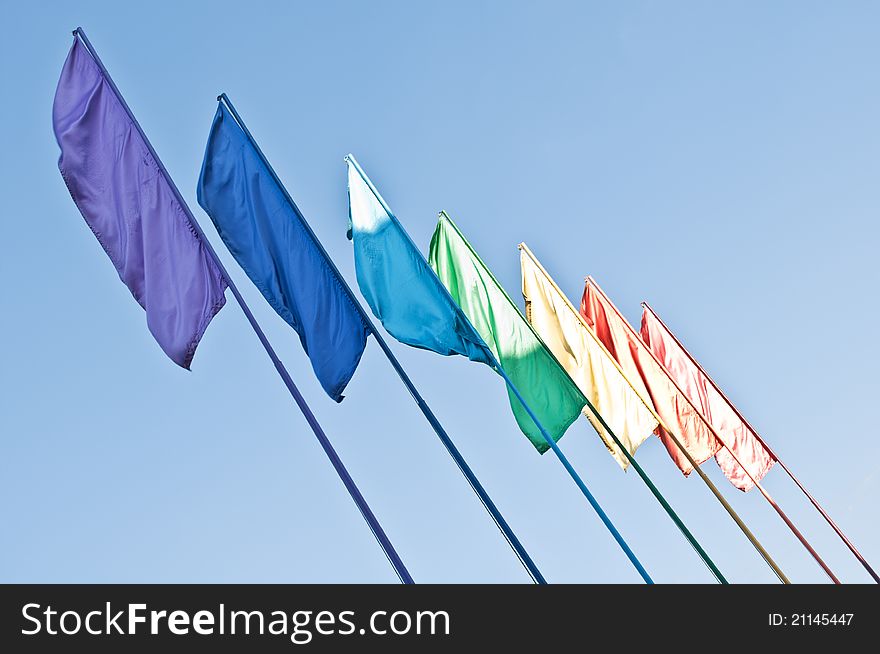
640,306,774,491
580,281,721,475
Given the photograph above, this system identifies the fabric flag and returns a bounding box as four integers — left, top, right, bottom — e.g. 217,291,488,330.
197,105,369,401
52,37,227,369
520,248,658,468
640,308,774,491
580,281,721,475
346,158,494,367
429,215,587,453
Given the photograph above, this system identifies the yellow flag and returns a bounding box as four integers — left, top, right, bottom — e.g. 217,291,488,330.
520,245,658,469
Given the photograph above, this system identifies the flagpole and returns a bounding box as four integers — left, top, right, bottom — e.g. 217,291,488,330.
518,245,728,584
582,278,790,583
492,342,654,583
432,215,653,583
71,28,413,585
499,369,657,584
642,302,878,584
587,278,839,584
214,98,545,584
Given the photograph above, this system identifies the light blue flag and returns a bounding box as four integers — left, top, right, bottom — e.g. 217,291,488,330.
346,155,493,366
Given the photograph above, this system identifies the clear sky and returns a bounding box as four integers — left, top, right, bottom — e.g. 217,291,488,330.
2,1,878,584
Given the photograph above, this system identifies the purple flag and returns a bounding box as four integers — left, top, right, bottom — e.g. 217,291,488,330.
52,37,227,368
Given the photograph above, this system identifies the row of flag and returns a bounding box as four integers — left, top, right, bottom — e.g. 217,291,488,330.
52,29,876,584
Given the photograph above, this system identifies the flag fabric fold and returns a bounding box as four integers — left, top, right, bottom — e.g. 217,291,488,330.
429,215,587,453
640,308,774,491
520,249,658,468
346,158,494,367
580,282,721,475
52,37,227,369
197,105,369,401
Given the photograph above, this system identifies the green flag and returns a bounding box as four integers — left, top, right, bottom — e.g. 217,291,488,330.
428,212,587,453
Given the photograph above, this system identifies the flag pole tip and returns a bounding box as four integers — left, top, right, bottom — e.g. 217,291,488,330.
216,95,222,102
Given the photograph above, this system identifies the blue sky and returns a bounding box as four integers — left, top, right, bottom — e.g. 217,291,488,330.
2,1,878,583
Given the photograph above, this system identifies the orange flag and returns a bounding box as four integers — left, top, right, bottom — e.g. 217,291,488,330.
640,306,775,491
580,280,721,476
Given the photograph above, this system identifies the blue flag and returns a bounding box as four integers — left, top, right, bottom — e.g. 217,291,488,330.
198,104,369,401
346,156,493,366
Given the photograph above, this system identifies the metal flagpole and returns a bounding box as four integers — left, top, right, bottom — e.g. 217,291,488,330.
436,215,653,583
583,278,790,583
72,28,413,584
518,244,727,584
588,277,839,583
217,97,545,584
496,361,654,584
642,302,878,584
